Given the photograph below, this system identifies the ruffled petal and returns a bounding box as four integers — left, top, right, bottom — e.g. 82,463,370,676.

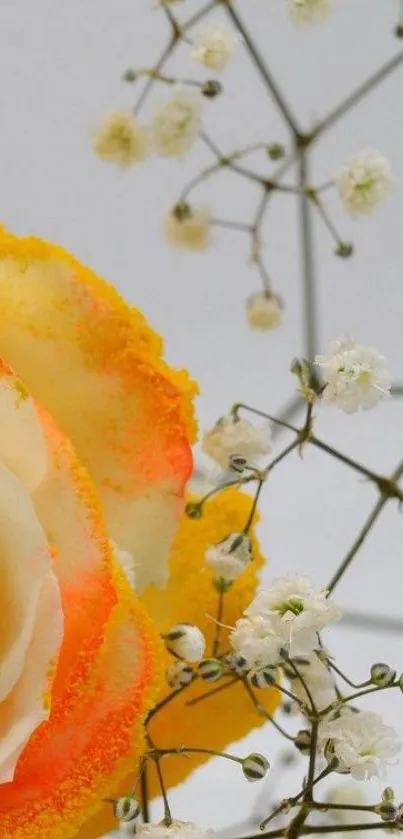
0,376,163,838
0,227,197,590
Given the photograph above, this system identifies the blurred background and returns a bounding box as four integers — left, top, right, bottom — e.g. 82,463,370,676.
1,0,403,833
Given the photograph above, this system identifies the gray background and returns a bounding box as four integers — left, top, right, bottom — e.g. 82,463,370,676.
1,0,403,833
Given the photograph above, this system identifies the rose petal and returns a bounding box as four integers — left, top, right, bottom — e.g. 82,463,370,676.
0,394,163,839
0,229,196,590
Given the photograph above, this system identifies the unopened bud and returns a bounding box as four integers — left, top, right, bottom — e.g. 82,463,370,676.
163,623,206,662
122,69,137,83
395,24,403,39
267,142,285,161
202,80,222,98
229,453,249,474
113,796,141,823
185,501,203,519
172,201,192,222
166,660,194,689
376,802,398,822
294,729,311,755
248,666,277,689
395,804,403,826
197,657,225,682
370,662,396,687
242,752,270,782
382,787,395,803
334,242,354,259
225,652,249,676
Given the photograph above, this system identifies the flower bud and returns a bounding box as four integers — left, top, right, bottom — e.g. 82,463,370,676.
113,796,141,823
376,802,398,822
166,660,194,689
163,623,206,662
197,657,225,682
185,501,203,519
225,652,249,676
172,201,192,222
370,662,396,687
382,787,395,803
294,729,311,755
395,24,403,39
334,242,354,258
267,142,285,161
122,69,137,83
395,804,403,826
201,80,222,98
229,453,249,474
242,752,270,782
247,666,277,689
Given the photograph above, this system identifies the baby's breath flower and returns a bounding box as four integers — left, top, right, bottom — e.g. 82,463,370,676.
153,90,201,158
230,615,283,670
335,149,392,217
315,335,391,413
191,22,239,71
319,709,401,780
202,413,271,470
246,292,282,332
163,623,206,662
165,204,212,251
246,575,342,653
93,110,150,168
206,533,252,583
288,0,331,26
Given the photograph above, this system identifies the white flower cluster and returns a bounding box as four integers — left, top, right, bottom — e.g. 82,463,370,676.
120,820,215,839
202,413,272,470
231,575,341,670
94,91,201,168
316,335,391,413
319,709,401,780
191,22,239,71
288,0,332,26
246,292,282,332
165,204,212,251
206,532,252,583
335,149,392,217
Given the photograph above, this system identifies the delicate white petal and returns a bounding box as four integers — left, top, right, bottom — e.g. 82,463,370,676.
153,91,201,158
191,22,238,71
165,205,212,252
246,293,282,332
319,709,401,779
93,110,150,168
202,414,271,470
288,0,331,25
316,335,391,413
335,149,392,217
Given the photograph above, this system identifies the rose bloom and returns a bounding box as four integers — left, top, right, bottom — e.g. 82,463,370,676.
0,226,197,838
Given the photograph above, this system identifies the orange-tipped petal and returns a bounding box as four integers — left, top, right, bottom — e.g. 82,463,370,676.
0,227,197,590
0,369,163,839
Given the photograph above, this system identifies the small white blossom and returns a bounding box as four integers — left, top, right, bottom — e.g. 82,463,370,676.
202,413,271,470
134,821,216,839
335,149,392,217
163,623,206,662
246,292,282,332
231,615,283,670
288,654,336,711
319,709,401,780
153,90,201,158
315,335,391,413
165,204,212,251
191,22,238,71
288,0,331,25
93,110,150,168
245,575,341,654
206,533,252,582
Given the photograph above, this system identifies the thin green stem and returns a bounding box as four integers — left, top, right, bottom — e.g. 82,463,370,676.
186,676,238,706
156,746,243,764
243,479,265,532
222,2,300,135
312,51,403,140
243,680,296,741
212,589,225,656
298,150,319,363
140,761,150,823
